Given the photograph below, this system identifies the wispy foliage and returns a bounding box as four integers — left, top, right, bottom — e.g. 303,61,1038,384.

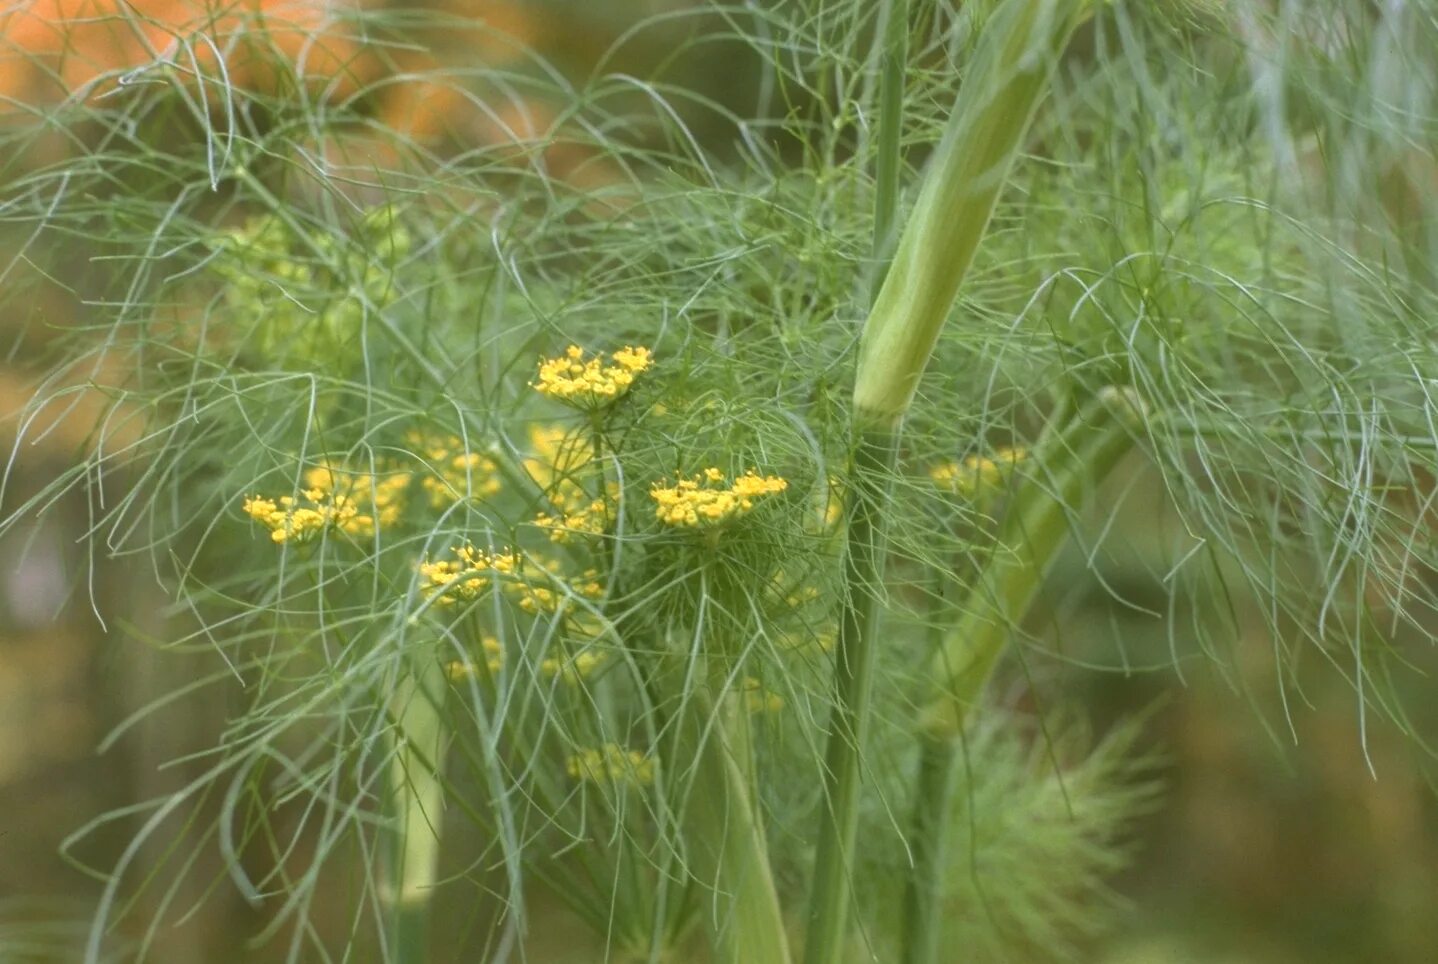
1,0,1434,961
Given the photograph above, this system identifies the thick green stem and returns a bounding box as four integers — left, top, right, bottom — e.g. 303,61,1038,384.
384,655,448,964
804,426,900,964
854,0,1089,425
679,683,793,964
810,5,1088,957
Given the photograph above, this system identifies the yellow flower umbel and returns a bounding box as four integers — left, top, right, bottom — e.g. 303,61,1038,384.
242,458,413,545
540,649,607,685
445,636,505,679
525,423,618,542
535,481,618,543
650,469,788,528
532,345,653,409
406,430,502,507
741,677,784,715
418,545,521,605
929,446,1027,499
242,490,372,544
566,743,655,787
303,462,412,529
523,423,589,487
504,559,604,615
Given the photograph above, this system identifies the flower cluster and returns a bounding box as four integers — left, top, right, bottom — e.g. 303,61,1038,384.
418,545,521,604
242,493,372,544
541,649,607,685
535,481,618,542
929,446,1027,498
514,561,604,614
566,743,655,787
406,430,502,507
532,345,653,409
243,460,412,545
445,636,505,679
768,569,821,610
650,469,788,528
741,677,784,715
304,463,411,528
523,424,590,487
419,546,603,614
525,423,618,542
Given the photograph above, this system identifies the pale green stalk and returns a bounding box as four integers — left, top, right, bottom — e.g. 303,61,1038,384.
806,3,1089,962
803,428,898,964
920,412,1131,735
853,0,1091,426
678,682,793,964
384,654,449,964
899,733,959,964
902,407,1131,963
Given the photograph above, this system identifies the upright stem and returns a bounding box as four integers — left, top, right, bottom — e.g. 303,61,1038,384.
923,417,1132,733
384,654,448,964
804,426,900,964
811,2,1087,957
803,3,909,954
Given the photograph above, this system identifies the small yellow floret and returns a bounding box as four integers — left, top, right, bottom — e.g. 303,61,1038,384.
242,484,383,545
406,430,502,507
741,677,784,715
541,649,607,685
303,461,411,531
535,482,617,543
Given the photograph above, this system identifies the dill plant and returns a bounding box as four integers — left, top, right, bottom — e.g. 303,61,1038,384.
0,1,1435,963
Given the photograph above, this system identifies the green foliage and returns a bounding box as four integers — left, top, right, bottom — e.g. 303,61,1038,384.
856,711,1161,961
207,209,412,373
0,0,1434,962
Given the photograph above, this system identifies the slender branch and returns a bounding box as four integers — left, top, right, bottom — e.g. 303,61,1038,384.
920,414,1132,735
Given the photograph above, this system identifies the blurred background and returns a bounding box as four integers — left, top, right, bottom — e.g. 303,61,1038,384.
2,1,1436,961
